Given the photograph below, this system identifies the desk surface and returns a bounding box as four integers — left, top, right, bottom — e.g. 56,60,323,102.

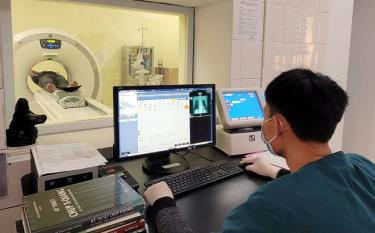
100,147,268,233
18,147,268,233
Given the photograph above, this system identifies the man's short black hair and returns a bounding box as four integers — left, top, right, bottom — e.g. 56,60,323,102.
265,68,349,143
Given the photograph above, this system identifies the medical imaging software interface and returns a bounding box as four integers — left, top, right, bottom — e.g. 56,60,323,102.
223,91,264,121
117,87,213,159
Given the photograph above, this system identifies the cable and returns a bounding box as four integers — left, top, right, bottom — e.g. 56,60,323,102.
191,151,215,162
173,150,192,157
173,149,216,163
170,150,191,170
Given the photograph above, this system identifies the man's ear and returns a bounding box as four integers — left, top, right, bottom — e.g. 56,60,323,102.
274,113,288,134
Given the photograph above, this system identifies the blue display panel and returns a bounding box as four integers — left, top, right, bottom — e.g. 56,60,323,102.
40,39,62,49
223,91,263,121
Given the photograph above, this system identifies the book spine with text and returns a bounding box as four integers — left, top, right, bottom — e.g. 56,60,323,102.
87,214,143,233
32,203,144,233
105,220,146,233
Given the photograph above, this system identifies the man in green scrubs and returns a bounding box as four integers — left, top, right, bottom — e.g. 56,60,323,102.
144,69,375,233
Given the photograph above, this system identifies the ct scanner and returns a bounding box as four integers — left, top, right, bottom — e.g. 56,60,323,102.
13,28,112,123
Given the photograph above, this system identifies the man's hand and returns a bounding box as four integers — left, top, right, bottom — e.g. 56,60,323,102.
144,181,174,206
241,154,281,179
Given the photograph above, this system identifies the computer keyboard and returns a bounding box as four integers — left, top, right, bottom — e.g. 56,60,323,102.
144,160,244,196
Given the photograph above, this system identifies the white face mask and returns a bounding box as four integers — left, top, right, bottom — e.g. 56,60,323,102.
261,117,282,156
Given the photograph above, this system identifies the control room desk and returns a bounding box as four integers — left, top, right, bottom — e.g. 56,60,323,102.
18,147,268,233
100,147,268,233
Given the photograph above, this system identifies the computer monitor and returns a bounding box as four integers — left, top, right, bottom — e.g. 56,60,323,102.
113,84,216,175
216,88,264,130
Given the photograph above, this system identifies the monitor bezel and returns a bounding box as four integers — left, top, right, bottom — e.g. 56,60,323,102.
113,84,216,161
216,88,265,130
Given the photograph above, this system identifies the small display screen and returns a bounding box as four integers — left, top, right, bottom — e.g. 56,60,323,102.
40,39,61,49
223,91,264,121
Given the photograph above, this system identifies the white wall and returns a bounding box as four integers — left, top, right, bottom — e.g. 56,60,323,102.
194,0,233,88
324,0,354,152
343,0,375,162
323,0,354,87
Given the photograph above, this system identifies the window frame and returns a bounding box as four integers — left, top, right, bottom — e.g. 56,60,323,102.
0,0,195,135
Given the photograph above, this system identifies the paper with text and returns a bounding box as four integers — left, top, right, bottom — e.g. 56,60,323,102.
32,143,107,175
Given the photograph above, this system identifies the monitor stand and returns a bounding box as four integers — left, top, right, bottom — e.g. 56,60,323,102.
142,152,190,175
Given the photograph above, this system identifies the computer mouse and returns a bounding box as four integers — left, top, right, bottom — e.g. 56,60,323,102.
238,162,253,169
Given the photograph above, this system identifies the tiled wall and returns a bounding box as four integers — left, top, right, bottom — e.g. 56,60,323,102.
262,0,330,86
231,0,330,88
231,0,265,88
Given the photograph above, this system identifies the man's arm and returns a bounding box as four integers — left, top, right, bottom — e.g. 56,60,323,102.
144,182,194,233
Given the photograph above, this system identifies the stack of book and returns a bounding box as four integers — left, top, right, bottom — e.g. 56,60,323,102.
22,175,146,233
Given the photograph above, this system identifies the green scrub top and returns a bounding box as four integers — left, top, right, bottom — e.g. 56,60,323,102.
222,152,375,233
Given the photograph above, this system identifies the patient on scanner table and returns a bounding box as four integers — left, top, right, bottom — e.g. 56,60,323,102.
29,70,87,109
29,70,81,93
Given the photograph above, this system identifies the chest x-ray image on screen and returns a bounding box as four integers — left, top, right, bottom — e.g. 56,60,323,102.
190,90,210,116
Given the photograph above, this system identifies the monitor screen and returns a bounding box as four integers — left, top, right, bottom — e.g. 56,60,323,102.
223,91,263,121
114,85,215,160
216,88,264,130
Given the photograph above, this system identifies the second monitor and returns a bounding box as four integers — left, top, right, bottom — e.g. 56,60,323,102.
216,88,265,130
215,88,266,156
113,84,216,175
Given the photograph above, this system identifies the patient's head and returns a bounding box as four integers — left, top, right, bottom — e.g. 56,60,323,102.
264,68,348,144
